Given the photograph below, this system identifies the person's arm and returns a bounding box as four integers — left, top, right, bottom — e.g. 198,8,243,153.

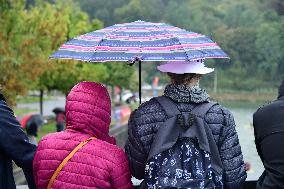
0,100,36,189
110,149,134,189
219,111,247,189
125,111,147,180
252,113,264,162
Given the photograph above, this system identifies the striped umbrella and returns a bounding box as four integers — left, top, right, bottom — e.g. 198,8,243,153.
51,20,229,103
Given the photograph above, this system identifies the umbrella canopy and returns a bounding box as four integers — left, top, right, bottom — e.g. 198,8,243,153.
20,114,46,129
51,20,229,103
51,20,228,62
20,113,34,129
52,107,65,114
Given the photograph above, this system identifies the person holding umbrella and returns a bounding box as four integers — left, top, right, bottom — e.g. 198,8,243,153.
50,20,244,188
21,113,46,145
0,93,36,189
125,60,247,188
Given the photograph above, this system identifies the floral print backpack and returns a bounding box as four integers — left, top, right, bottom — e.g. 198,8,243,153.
144,96,224,189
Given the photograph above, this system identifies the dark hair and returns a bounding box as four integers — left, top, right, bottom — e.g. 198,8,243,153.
167,73,199,85
278,75,284,98
0,93,6,102
26,122,38,136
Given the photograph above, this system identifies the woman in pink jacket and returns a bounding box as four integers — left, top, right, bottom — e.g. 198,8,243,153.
33,82,134,189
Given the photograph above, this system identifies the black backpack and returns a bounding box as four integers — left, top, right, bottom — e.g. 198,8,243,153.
144,96,223,189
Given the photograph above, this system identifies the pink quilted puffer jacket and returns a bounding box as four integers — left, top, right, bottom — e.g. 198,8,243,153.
33,82,134,189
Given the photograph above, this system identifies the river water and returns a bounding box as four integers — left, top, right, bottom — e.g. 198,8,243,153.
230,107,264,180
227,105,264,181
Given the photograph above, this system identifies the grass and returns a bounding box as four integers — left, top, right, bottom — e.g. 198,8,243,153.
16,95,54,104
14,108,38,117
37,120,57,141
129,103,139,111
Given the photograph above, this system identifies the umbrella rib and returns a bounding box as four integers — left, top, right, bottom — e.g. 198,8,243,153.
90,35,107,62
89,25,127,62
152,23,191,61
166,32,191,61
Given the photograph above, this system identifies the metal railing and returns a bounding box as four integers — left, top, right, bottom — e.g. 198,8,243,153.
17,181,257,189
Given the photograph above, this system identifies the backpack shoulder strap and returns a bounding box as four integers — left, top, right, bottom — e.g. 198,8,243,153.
147,96,181,161
154,96,181,117
191,101,223,174
191,101,217,117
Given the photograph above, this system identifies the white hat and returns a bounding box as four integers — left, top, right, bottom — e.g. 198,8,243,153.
157,60,214,74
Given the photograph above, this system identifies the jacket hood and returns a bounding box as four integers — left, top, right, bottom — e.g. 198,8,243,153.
278,76,284,99
65,82,115,144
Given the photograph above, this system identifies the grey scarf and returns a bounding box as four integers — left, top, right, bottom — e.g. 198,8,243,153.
164,84,210,103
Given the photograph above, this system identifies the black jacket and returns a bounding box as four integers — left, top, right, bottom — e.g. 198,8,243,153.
253,94,284,188
0,95,36,189
125,84,247,189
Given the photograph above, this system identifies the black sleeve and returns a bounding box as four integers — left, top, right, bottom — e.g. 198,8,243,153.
125,111,147,179
219,111,247,189
253,113,264,162
0,100,36,189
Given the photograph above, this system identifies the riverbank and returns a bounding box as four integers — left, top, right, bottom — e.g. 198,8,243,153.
208,90,276,109
209,90,276,103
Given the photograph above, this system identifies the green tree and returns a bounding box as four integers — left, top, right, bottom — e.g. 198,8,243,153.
75,0,129,26
104,63,137,101
31,1,106,113
255,22,283,82
0,0,46,105
114,0,166,23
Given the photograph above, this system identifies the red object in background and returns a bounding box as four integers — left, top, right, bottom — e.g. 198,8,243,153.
245,162,251,171
121,106,131,117
114,86,121,95
152,76,159,87
20,113,34,128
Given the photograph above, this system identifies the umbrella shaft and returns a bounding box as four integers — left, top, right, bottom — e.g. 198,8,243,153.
139,60,142,104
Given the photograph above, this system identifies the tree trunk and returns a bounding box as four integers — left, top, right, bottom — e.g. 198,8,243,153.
119,88,123,103
214,68,218,93
111,85,115,102
39,89,44,115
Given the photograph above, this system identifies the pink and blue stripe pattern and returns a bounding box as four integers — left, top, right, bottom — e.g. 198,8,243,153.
51,20,229,62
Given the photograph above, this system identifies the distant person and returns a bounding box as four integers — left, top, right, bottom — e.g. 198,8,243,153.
0,92,36,189
152,76,159,97
26,122,38,145
253,76,284,188
25,114,46,146
125,60,247,188
33,82,134,189
55,111,65,132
